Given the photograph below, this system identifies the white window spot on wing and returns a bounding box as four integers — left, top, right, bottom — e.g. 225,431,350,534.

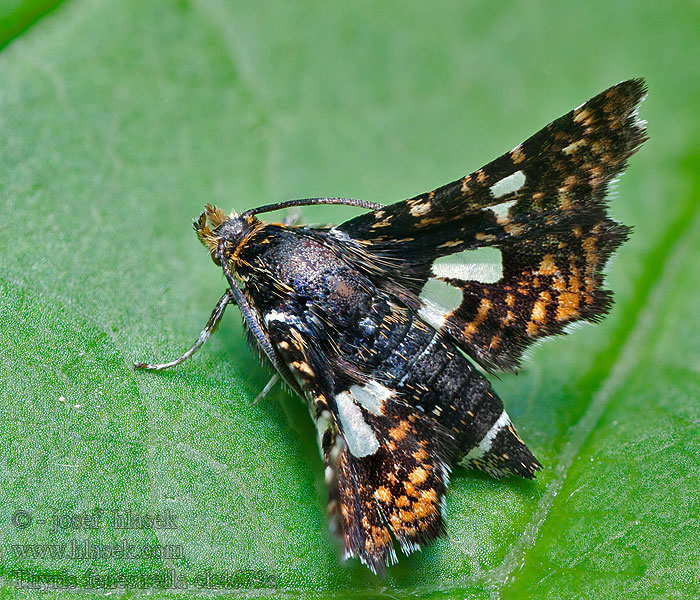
460,410,511,463
431,247,503,284
490,199,517,223
334,391,379,457
490,170,526,198
417,299,450,330
315,410,331,449
419,278,463,313
348,381,393,415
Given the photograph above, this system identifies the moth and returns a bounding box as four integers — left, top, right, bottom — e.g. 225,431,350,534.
136,79,647,575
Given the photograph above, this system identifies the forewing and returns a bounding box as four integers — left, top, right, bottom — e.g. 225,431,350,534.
409,213,630,371
338,79,647,371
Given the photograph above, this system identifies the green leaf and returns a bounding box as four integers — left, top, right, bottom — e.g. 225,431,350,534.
0,0,63,48
1,1,698,597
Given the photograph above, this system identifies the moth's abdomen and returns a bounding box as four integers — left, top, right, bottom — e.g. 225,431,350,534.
358,310,540,479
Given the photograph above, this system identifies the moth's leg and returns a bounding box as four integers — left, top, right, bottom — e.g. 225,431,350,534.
134,289,234,371
252,373,280,405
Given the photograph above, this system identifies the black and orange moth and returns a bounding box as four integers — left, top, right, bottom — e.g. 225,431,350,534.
136,79,647,575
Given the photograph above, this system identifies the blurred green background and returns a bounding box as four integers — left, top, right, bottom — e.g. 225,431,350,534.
1,1,699,598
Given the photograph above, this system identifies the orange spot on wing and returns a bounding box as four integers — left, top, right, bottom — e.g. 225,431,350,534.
413,494,438,520
559,192,574,211
556,292,581,321
476,298,492,321
573,108,594,126
371,526,391,545
531,301,546,323
389,420,410,442
399,509,417,523
417,217,444,227
395,495,410,508
404,481,419,497
505,223,526,236
539,254,558,276
413,448,428,461
531,291,552,327
463,298,491,339
375,486,392,503
438,239,463,249
409,467,429,485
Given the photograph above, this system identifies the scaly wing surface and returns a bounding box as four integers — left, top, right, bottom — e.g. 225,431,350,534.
338,79,647,371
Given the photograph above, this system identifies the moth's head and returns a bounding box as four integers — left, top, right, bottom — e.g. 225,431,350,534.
194,204,258,266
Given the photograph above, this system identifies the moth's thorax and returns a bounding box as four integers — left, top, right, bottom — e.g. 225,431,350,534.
238,225,372,324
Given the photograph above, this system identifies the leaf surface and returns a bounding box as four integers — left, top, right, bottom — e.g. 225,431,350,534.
1,1,699,597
